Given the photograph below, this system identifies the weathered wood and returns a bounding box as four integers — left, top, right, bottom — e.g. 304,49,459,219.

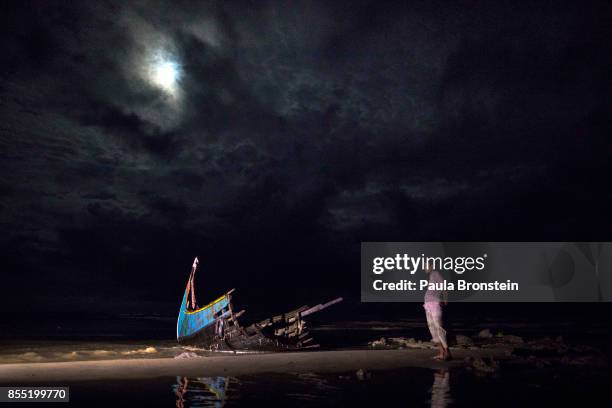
301,297,343,317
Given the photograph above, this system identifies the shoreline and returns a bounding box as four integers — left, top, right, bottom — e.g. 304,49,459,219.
0,348,508,383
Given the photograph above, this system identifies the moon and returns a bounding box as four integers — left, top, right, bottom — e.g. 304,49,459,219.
153,61,179,89
147,52,181,96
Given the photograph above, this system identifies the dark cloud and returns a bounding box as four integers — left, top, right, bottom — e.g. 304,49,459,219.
0,1,610,313
82,192,117,200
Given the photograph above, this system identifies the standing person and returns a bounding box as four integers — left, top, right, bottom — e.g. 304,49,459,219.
424,261,451,361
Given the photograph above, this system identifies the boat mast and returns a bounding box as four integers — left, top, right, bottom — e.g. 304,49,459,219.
187,257,199,309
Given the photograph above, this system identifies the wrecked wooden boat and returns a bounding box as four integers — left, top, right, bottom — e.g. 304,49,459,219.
176,257,342,351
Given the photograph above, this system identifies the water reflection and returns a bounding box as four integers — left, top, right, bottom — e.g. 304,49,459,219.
172,370,452,407
173,376,235,408
430,369,452,408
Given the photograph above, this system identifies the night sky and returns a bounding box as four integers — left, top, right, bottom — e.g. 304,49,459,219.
1,1,610,316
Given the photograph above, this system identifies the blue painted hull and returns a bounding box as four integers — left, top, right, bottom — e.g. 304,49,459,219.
176,285,231,344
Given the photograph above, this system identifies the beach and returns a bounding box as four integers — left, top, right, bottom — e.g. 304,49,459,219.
0,348,507,383
0,317,610,406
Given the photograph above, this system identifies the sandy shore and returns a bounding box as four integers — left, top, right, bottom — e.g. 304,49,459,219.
0,348,508,383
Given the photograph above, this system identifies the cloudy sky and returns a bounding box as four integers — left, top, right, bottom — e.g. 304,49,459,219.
1,1,610,314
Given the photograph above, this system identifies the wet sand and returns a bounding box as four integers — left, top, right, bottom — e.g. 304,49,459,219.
0,348,508,383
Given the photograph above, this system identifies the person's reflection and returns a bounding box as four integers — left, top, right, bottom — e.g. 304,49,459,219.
430,369,452,408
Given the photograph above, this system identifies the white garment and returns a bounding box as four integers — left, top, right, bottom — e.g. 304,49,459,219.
424,302,447,348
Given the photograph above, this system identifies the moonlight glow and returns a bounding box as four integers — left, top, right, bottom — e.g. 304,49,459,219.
154,61,178,88
147,52,181,96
